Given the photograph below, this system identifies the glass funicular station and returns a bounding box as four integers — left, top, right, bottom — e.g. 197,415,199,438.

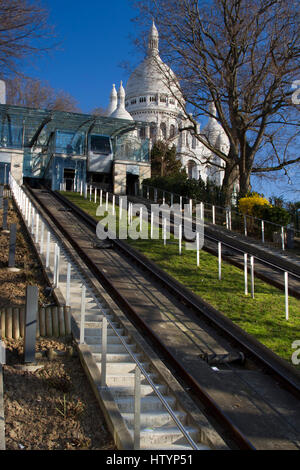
0,104,151,194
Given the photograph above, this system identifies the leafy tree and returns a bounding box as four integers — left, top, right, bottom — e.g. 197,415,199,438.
151,140,183,177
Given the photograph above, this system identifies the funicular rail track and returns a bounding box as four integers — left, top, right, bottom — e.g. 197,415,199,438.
23,184,300,450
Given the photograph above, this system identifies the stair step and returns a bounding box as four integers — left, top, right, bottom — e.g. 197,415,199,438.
122,410,185,427
142,443,210,450
97,361,149,374
109,383,167,398
115,395,176,412
85,335,131,345
92,353,143,363
90,344,137,354
128,426,199,447
103,373,157,387
84,327,124,337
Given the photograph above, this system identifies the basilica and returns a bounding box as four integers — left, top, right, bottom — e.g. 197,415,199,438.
105,21,229,186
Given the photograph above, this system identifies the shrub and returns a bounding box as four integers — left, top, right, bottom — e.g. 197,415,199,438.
238,193,271,216
253,205,291,227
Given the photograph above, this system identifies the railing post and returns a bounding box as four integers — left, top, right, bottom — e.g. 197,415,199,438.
244,254,248,296
66,262,71,306
281,227,285,251
134,366,141,450
197,232,200,267
212,205,216,225
244,215,247,237
218,242,222,280
40,221,45,255
119,197,123,221
163,217,167,245
94,188,97,204
140,207,143,232
80,285,86,344
250,256,255,299
46,231,51,268
35,213,40,244
150,211,154,239
112,195,115,216
261,220,265,244
100,189,103,207
179,224,182,255
101,316,107,388
285,272,289,320
106,192,109,211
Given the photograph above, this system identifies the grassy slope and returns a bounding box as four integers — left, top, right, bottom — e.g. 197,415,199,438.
62,192,300,367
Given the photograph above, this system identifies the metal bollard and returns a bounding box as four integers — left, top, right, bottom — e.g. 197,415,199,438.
24,286,38,363
2,198,8,231
8,224,17,268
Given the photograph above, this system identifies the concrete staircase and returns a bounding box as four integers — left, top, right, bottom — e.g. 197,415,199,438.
18,199,214,450
56,248,211,450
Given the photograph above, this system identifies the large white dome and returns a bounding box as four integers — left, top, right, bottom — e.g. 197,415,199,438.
125,21,183,105
126,55,180,99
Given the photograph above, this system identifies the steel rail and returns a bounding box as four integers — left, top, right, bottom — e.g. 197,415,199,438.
23,184,257,450
50,189,300,395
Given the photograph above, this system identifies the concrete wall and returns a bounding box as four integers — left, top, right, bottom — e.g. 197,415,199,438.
10,151,24,185
113,162,127,195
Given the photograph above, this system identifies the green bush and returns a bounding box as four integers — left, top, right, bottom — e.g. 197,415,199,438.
142,175,226,206
253,204,291,227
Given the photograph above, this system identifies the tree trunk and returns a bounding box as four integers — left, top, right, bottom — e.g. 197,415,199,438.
222,161,239,206
239,167,252,198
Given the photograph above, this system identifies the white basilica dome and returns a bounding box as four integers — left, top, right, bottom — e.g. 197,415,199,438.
125,21,184,113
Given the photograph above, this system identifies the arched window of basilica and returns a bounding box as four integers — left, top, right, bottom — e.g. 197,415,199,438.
150,123,157,140
187,160,196,180
160,122,167,140
170,124,175,138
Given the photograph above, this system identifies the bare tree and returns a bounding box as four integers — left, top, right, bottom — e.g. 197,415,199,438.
90,106,107,116
133,0,300,202
0,0,53,77
6,76,80,112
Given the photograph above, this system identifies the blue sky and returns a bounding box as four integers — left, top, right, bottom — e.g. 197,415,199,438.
22,0,299,202
25,0,141,114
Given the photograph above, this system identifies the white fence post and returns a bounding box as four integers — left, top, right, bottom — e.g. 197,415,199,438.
285,272,289,320
244,254,248,296
80,285,86,344
218,242,222,281
250,256,255,299
197,232,200,267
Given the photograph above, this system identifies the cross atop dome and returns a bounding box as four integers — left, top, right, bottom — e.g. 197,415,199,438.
148,20,159,56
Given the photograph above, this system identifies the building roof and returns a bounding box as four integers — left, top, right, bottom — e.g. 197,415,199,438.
0,103,145,149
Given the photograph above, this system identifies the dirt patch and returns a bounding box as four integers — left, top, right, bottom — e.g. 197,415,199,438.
0,197,55,308
3,337,116,450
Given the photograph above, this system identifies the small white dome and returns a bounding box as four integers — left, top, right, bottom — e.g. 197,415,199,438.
110,82,134,121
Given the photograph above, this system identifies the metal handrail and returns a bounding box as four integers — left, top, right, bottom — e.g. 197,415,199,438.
142,183,295,232
97,299,200,450
9,175,200,451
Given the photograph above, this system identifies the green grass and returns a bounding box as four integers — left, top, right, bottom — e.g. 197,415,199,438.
61,192,300,367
